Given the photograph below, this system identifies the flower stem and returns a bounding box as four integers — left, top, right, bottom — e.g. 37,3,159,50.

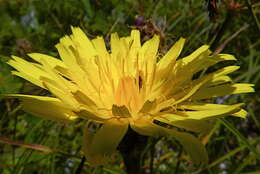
75,156,86,174
118,128,148,174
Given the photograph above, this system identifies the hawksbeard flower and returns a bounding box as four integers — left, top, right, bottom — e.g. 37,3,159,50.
6,27,254,166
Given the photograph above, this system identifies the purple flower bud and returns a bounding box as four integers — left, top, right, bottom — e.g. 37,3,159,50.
135,16,145,26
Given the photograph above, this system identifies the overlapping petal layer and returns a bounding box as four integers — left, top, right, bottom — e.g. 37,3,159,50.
6,27,254,166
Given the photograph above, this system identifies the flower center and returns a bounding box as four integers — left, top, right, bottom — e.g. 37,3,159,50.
114,76,145,117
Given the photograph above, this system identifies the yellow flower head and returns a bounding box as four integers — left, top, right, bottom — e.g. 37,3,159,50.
7,27,254,166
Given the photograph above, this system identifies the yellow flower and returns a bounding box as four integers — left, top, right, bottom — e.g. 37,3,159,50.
6,27,254,166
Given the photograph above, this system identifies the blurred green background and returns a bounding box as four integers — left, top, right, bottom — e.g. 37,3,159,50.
0,0,259,173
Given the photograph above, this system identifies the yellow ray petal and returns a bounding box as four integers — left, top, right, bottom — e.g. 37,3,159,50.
178,102,247,117
70,27,99,74
164,66,241,106
185,66,238,90
75,108,108,122
191,83,255,100
155,117,213,134
231,109,247,118
174,49,236,86
52,65,72,79
138,34,159,63
5,94,77,123
28,53,72,79
172,45,210,83
72,90,97,107
42,80,79,110
206,75,232,86
8,56,51,88
178,45,210,64
156,72,212,112
55,41,77,69
159,103,244,121
92,36,108,56
83,118,128,166
39,58,72,91
178,102,243,111
55,41,96,99
121,36,132,49
154,38,185,87
130,30,141,49
11,71,44,88
139,100,157,113
125,30,141,76
157,37,185,70
70,26,96,57
28,53,66,69
110,32,120,55
211,65,240,76
56,36,90,81
189,52,237,73
164,65,239,99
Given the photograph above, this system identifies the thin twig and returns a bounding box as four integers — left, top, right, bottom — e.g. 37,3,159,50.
210,10,234,50
12,113,18,166
214,23,249,54
245,0,260,32
0,137,82,159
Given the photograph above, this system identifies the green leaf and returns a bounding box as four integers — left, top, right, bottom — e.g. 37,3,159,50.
219,118,260,161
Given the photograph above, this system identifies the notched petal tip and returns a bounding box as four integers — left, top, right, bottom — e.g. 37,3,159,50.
231,108,248,118
4,94,77,123
70,26,83,35
218,54,237,60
